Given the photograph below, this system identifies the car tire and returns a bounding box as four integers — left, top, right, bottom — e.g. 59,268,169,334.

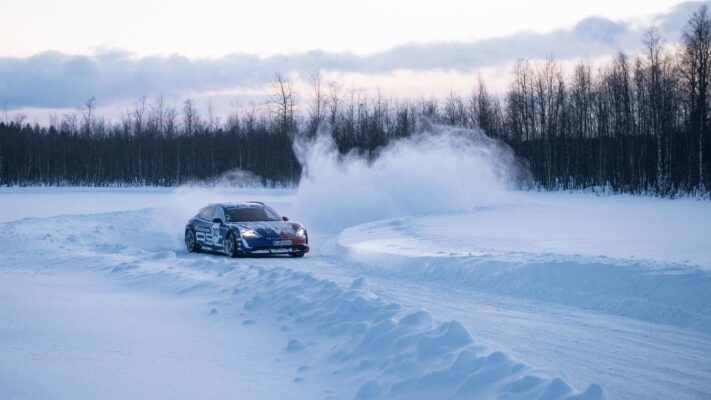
185,228,200,253
225,232,239,258
290,252,305,258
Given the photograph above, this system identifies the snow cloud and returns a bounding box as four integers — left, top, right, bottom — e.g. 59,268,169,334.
292,123,529,233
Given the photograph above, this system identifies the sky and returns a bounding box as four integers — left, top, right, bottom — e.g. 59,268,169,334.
0,0,707,122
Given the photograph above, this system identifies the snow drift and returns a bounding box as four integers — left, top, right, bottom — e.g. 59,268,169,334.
234,266,604,400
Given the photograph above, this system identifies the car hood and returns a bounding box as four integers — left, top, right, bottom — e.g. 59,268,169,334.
227,221,300,239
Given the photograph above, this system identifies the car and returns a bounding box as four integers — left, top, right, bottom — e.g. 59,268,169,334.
184,201,309,257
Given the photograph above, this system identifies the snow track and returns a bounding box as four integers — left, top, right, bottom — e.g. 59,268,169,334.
1,209,602,399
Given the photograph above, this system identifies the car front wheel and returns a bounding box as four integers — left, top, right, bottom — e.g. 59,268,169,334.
225,232,239,258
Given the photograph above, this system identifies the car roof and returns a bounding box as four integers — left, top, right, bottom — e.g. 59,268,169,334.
207,201,264,209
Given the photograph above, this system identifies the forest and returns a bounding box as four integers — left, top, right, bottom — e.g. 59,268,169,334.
1,6,710,196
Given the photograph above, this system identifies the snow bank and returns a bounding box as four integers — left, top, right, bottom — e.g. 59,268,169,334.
232,267,603,400
292,125,527,233
338,192,711,333
0,186,174,223
340,251,711,334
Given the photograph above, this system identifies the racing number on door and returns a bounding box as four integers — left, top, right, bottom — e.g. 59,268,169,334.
211,223,222,247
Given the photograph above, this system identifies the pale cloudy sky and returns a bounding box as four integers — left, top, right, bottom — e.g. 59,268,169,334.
0,0,706,120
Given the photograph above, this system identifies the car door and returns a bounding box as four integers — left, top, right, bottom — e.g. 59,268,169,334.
194,206,214,247
209,206,229,251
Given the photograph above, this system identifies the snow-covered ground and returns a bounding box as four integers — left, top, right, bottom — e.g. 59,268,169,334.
1,187,710,399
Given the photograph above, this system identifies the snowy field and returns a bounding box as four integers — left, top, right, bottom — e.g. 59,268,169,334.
1,185,710,400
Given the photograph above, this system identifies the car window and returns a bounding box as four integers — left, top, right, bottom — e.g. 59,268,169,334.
263,206,281,220
213,207,226,223
225,206,280,222
199,207,214,220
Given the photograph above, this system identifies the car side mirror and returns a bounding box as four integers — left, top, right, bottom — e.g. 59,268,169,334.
282,216,289,221
212,218,223,225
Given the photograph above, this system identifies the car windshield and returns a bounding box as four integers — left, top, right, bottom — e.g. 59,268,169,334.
224,206,281,222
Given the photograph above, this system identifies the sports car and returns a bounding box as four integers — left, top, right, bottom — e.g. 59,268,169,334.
184,201,309,257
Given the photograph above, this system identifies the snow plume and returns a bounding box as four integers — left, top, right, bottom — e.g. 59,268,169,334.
293,123,529,232
208,169,264,188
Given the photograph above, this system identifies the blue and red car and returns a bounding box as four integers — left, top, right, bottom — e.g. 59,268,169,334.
184,201,309,257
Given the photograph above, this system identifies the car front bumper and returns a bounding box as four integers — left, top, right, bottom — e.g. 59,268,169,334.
239,237,309,255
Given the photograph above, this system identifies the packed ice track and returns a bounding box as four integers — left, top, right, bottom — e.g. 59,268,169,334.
1,188,710,400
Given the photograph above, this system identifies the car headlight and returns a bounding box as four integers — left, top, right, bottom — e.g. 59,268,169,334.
296,228,307,237
240,229,260,238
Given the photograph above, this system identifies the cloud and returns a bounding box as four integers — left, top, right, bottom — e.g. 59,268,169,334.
0,1,705,109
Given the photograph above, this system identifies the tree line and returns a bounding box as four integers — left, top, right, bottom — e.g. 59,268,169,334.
1,5,710,195
0,97,300,186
